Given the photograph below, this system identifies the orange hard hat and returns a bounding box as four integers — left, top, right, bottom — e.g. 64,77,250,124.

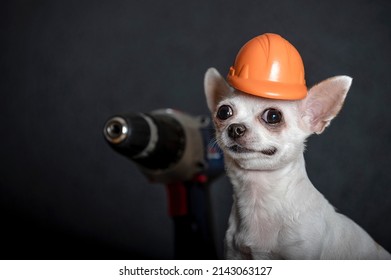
227,33,307,100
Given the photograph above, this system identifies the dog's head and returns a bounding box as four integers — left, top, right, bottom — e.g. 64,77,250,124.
204,68,352,171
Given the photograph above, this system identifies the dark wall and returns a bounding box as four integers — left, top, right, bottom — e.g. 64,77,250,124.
1,0,390,259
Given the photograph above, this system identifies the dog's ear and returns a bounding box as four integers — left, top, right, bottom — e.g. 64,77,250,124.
204,68,232,112
300,76,352,134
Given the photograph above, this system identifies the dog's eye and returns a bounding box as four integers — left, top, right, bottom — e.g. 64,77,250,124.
216,105,233,120
262,108,282,124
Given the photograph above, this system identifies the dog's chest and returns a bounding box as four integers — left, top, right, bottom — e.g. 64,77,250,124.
236,197,282,248
230,173,287,252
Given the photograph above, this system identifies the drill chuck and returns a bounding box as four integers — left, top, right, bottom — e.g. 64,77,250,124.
103,111,187,171
104,117,129,144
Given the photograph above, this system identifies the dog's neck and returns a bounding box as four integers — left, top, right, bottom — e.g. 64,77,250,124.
225,152,317,229
226,153,309,196
225,153,315,252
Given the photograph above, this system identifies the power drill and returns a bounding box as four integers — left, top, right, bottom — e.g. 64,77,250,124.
103,109,224,259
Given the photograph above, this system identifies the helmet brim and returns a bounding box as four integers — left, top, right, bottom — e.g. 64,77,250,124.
227,75,307,100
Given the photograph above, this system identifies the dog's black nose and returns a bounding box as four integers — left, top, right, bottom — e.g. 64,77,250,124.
228,123,246,139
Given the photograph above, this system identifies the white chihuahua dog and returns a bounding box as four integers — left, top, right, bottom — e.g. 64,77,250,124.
204,67,390,259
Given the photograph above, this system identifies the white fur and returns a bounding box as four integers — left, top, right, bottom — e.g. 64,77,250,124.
204,67,391,259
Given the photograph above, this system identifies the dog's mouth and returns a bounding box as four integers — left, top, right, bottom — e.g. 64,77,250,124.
228,145,277,156
261,147,277,156
229,145,253,153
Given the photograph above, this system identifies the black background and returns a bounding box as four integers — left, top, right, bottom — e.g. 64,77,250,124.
1,0,390,259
